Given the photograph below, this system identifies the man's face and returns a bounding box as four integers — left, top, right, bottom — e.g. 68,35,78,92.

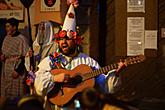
38,22,46,44
58,37,77,56
5,23,15,36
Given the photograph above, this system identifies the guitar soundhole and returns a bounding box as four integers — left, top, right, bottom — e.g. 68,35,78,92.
66,74,82,86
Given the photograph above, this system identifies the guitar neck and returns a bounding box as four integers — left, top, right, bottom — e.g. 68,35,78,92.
83,63,118,81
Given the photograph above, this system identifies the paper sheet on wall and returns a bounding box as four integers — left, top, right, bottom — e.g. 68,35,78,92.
127,0,145,12
145,30,157,49
127,17,145,56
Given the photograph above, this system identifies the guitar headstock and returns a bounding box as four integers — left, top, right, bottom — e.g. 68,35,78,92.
125,55,146,65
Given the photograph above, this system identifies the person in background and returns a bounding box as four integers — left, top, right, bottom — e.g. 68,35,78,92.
80,88,139,110
25,21,59,71
34,1,125,110
17,95,44,110
0,18,29,101
25,21,59,95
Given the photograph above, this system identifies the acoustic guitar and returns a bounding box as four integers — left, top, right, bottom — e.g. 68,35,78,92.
48,55,145,106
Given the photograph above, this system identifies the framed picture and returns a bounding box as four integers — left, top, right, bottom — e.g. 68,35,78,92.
41,0,60,12
0,0,24,21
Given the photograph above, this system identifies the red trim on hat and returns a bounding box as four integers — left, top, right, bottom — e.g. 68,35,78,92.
68,12,74,18
54,30,83,45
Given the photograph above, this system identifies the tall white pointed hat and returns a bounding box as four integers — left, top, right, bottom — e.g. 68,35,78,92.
54,0,83,44
62,4,76,34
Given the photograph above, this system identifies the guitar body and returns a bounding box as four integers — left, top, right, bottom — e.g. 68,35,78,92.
49,64,95,106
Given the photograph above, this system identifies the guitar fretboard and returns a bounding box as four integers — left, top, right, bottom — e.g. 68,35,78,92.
82,63,118,81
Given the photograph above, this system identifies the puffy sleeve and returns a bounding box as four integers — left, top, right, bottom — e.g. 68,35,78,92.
34,57,55,96
95,69,121,94
85,57,121,94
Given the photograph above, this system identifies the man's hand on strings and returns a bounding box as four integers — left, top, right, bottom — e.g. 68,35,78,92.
115,59,126,75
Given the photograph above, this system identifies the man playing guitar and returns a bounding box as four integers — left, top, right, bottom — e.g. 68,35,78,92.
34,1,129,110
